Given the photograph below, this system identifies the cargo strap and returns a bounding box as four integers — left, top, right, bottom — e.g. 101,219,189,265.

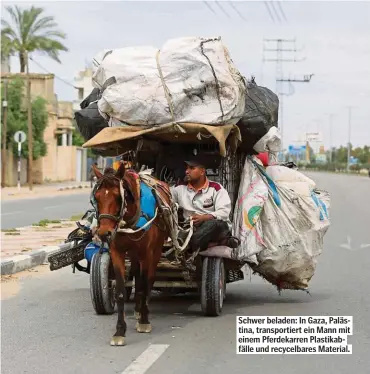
155,50,186,134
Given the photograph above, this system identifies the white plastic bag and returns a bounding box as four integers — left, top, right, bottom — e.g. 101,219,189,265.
91,36,246,127
251,161,331,290
266,165,316,197
253,126,282,153
232,157,268,261
233,158,331,290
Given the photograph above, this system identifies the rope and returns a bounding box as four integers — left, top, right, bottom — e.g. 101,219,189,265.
199,39,225,122
156,49,176,123
117,208,158,234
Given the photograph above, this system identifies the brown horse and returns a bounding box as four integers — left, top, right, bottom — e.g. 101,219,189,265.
92,163,171,346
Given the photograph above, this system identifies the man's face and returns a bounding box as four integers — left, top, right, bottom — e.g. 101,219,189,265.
185,164,205,183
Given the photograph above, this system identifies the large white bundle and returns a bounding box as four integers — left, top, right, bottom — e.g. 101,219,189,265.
91,37,246,127
233,157,331,290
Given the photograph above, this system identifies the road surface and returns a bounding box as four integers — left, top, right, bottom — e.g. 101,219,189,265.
1,192,90,229
1,173,370,374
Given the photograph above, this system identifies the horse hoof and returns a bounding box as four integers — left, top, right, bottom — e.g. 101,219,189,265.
136,323,152,333
134,311,141,320
110,336,126,346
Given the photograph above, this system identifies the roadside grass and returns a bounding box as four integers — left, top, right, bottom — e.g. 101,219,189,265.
32,219,61,227
70,213,84,221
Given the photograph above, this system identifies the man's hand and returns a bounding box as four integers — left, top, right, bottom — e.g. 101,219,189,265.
191,214,214,226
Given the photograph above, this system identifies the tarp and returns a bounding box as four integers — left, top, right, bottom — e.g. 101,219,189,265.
83,122,242,157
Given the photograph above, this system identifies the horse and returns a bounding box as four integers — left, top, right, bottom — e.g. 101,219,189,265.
92,163,172,346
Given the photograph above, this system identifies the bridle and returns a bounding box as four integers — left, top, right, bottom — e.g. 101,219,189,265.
93,175,128,234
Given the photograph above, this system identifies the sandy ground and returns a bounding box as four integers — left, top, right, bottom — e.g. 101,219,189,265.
1,264,51,301
1,221,76,258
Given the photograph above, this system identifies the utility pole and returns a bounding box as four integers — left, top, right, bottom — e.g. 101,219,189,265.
347,106,352,172
328,113,333,164
263,38,313,161
263,38,298,152
1,79,8,188
26,52,33,190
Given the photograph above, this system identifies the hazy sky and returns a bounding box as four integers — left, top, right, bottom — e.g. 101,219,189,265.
2,0,370,149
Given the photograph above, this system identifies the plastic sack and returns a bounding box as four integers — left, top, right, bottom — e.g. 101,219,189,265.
265,164,316,197
233,157,331,290
91,36,246,127
253,126,282,153
236,81,279,153
74,102,109,142
232,157,269,260
250,161,331,290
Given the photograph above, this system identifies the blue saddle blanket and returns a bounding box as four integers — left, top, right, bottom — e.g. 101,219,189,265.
135,182,157,230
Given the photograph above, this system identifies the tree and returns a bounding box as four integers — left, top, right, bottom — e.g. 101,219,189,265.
1,77,48,160
1,5,68,72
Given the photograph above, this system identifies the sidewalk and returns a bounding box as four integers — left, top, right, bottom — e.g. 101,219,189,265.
1,219,79,275
1,181,92,201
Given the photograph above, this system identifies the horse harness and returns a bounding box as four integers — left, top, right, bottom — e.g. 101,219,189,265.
93,170,171,237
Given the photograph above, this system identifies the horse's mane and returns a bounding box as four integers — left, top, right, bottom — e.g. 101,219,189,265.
99,167,120,188
98,167,139,203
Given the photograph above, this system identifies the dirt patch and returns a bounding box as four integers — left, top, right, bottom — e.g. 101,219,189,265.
1,264,51,300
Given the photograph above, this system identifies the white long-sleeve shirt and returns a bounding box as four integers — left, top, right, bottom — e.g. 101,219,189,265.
170,179,232,230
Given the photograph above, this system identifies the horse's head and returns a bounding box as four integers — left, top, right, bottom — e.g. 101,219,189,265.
92,163,139,242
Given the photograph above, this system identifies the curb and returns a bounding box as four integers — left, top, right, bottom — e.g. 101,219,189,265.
57,184,91,191
1,242,73,276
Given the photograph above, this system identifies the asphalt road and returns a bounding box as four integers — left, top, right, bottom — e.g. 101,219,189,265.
0,192,91,229
1,173,370,374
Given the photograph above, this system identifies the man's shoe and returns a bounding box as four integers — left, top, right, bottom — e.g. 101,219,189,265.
225,236,241,248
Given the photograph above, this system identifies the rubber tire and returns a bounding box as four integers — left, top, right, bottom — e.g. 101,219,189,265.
90,252,116,315
200,257,226,316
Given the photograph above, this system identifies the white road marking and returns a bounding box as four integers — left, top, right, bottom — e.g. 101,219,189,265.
121,344,169,374
0,211,23,216
44,205,63,210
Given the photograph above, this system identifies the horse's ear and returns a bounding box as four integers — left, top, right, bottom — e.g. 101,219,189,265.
93,163,103,179
116,162,125,179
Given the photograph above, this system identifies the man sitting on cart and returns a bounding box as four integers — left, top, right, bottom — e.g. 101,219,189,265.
171,158,240,256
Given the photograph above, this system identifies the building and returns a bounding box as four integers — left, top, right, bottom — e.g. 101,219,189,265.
1,72,87,185
73,67,94,111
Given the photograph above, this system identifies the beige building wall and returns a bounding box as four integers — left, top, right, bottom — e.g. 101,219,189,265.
1,73,80,185
56,146,77,181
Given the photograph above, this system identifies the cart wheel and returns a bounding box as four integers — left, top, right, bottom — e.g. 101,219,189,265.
90,252,116,315
200,257,226,316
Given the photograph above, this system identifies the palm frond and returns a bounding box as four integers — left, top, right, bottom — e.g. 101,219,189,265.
1,4,68,69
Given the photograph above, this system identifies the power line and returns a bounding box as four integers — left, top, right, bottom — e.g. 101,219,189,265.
269,2,281,23
264,1,288,23
29,56,77,89
276,1,288,22
228,2,248,22
214,1,231,19
203,1,217,15
264,2,276,23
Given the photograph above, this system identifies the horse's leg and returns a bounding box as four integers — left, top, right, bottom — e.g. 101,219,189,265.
136,259,151,333
136,233,164,333
131,258,142,321
110,244,127,346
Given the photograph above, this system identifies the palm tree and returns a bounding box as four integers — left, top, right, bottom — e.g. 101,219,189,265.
1,5,68,72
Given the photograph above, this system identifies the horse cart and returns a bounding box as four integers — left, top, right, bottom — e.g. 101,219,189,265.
48,123,248,317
